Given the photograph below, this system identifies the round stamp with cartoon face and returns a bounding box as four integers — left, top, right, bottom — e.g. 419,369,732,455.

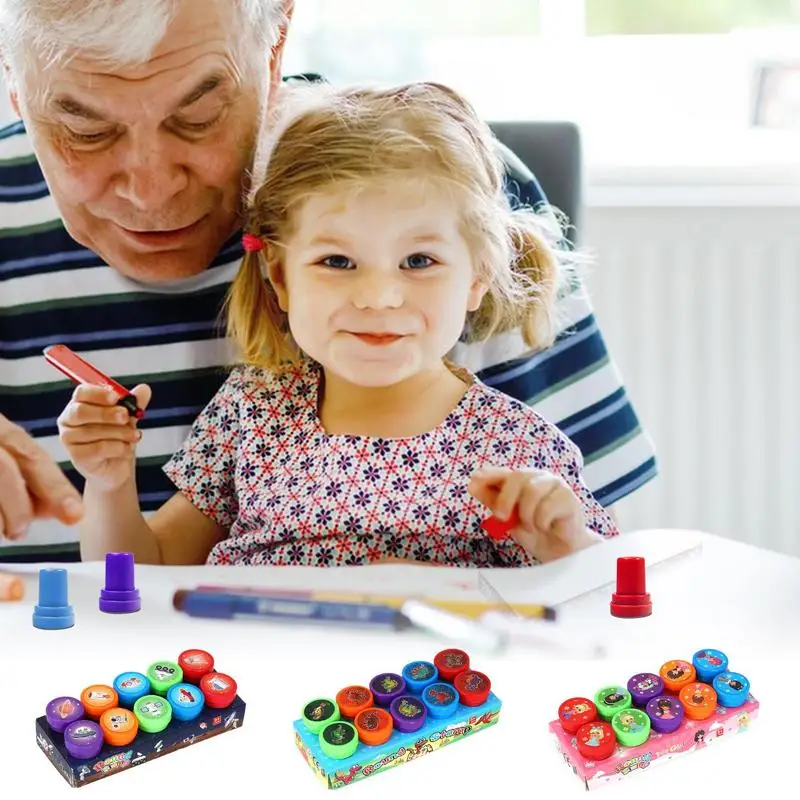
402,660,439,694
576,720,616,761
422,682,459,719
433,648,470,682
659,660,697,692
355,707,393,745
302,698,340,734
691,649,728,683
626,672,664,707
336,686,374,719
594,686,632,721
454,670,491,707
679,682,718,720
612,707,651,747
369,673,407,707
645,695,684,734
390,695,428,733
558,697,598,734
713,671,750,708
319,721,359,760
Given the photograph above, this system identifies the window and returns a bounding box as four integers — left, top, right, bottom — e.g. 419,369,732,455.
282,0,800,176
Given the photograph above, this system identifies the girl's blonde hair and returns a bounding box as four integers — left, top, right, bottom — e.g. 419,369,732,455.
226,81,581,369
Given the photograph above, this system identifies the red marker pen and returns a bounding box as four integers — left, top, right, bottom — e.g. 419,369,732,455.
43,344,144,420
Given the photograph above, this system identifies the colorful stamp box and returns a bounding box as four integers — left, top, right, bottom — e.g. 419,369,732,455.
294,648,501,789
35,649,245,787
549,648,758,790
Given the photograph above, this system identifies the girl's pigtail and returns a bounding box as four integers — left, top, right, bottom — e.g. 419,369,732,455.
507,219,560,350
225,233,290,368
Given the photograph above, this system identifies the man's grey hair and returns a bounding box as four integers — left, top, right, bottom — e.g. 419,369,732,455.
0,0,287,76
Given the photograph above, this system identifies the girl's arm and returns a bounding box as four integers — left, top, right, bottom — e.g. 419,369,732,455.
80,480,225,565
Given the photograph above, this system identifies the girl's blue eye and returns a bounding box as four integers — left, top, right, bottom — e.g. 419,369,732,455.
402,253,434,269
321,255,353,269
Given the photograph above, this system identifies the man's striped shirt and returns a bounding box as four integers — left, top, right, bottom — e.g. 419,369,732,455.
0,117,657,562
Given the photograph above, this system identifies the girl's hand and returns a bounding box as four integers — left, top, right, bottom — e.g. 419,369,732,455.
468,467,597,563
57,384,151,492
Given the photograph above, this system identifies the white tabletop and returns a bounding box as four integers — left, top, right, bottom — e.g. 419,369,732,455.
1,529,797,798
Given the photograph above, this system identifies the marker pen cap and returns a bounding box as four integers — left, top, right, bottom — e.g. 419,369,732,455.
354,707,393,745
627,673,664,707
421,682,459,719
713,671,750,708
659,660,697,693
692,649,729,683
369,673,406,708
389,695,428,733
302,698,340,734
594,686,632,721
401,660,439,694
45,696,84,733
133,694,172,734
335,686,373,720
113,672,151,708
178,649,215,684
80,685,119,720
611,707,651,748
576,721,615,761
200,672,238,709
433,649,470,682
99,707,139,747
454,670,491,707
645,695,684,734
679,682,718,720
32,568,74,630
167,683,206,722
64,720,104,760
558,697,597,734
319,721,359,761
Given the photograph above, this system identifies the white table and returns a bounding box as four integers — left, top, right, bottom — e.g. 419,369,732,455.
1,529,797,798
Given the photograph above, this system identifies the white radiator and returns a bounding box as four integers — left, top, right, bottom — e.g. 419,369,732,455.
583,204,800,558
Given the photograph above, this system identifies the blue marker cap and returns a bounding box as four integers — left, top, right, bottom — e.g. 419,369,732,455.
32,568,74,630
113,672,152,708
692,649,728,682
421,682,459,719
713,671,750,708
167,682,205,721
402,660,439,694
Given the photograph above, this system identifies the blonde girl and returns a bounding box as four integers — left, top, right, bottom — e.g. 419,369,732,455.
58,81,618,566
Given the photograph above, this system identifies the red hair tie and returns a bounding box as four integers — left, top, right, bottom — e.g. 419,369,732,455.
242,232,264,253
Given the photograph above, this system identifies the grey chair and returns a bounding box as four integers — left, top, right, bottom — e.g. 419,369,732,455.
489,121,583,244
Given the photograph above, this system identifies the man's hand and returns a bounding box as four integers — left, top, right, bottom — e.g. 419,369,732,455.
469,466,598,563
0,414,84,540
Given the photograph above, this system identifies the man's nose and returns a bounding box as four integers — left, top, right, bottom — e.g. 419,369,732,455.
114,137,189,211
351,270,404,310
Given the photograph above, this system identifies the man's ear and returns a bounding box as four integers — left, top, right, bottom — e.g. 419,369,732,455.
266,0,294,98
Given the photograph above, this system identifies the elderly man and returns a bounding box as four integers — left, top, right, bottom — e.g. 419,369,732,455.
0,0,657,562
